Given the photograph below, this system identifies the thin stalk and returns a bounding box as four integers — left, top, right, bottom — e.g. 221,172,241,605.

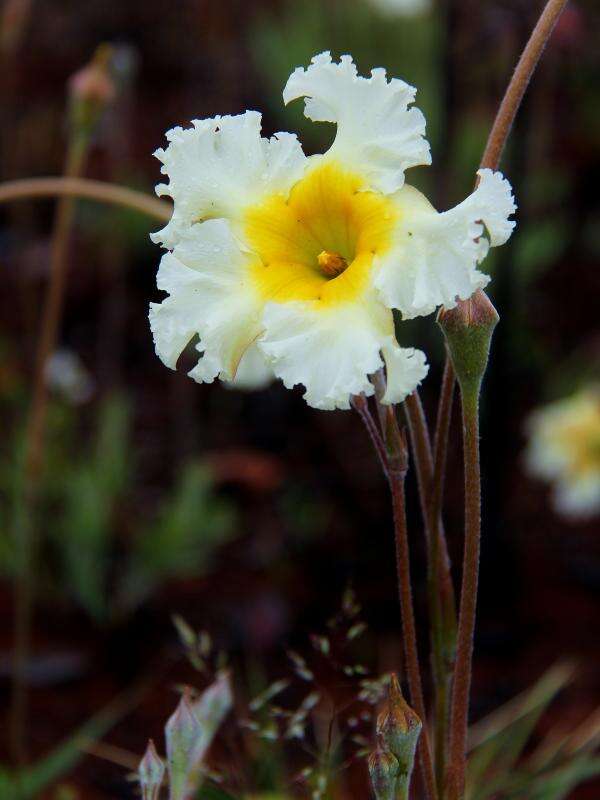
351,394,389,479
403,392,457,794
445,393,480,800
388,465,437,800
429,356,455,795
0,176,171,221
355,400,437,800
441,4,569,797
479,0,569,172
10,135,90,767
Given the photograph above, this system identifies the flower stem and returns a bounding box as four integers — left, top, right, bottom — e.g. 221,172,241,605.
440,5,569,797
445,391,480,800
388,462,438,800
9,136,90,767
430,356,456,796
351,394,389,479
0,176,171,221
403,391,457,797
354,401,437,799
479,0,569,172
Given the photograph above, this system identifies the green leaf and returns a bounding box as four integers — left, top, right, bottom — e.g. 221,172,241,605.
467,662,576,799
504,756,600,800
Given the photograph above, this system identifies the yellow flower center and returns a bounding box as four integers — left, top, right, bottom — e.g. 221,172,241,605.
244,161,398,307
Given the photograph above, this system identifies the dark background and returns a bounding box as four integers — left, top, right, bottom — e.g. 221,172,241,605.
0,0,598,797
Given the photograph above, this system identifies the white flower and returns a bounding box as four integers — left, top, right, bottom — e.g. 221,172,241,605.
150,52,516,410
525,387,600,518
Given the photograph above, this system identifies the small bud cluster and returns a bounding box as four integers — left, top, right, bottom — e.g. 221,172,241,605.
137,670,233,800
368,674,422,800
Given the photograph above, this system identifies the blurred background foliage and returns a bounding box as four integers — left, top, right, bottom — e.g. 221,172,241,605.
0,0,598,797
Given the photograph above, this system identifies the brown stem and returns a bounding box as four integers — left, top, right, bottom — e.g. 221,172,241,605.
445,394,480,800
432,357,455,519
10,138,90,767
429,357,456,794
351,394,389,479
0,176,171,221
404,391,457,798
440,4,569,797
480,0,568,172
389,465,437,800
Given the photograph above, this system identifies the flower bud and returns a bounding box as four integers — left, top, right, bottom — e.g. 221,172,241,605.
138,739,164,800
376,674,421,796
68,44,116,138
165,690,202,800
368,744,400,800
437,289,499,397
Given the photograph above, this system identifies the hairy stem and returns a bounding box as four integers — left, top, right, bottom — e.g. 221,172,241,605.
351,394,389,479
445,393,480,800
354,402,436,799
0,176,171,221
441,4,570,797
389,465,438,800
429,357,455,794
403,392,457,792
479,0,569,172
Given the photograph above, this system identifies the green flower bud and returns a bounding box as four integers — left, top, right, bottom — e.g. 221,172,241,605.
376,674,422,798
368,744,400,800
165,690,202,800
138,739,164,800
437,289,499,398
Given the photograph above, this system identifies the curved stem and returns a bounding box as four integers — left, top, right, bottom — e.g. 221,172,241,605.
441,4,570,798
480,0,568,171
0,176,171,221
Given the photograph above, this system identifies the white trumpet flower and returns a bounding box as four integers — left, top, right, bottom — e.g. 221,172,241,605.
526,387,600,518
150,52,515,410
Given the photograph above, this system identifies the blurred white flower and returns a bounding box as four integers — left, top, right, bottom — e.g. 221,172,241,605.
366,0,432,18
45,349,94,405
150,52,515,410
525,387,600,518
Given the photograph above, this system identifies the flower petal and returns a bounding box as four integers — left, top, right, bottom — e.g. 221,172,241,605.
259,294,427,410
380,342,428,405
149,219,264,382
225,344,274,391
152,111,308,248
283,52,431,195
375,170,516,319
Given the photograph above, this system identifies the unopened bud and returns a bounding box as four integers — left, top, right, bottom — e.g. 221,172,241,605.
165,690,202,800
437,289,499,398
138,739,164,800
376,674,421,796
68,44,116,137
368,744,400,800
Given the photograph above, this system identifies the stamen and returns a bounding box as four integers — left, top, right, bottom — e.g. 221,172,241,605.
317,250,348,278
